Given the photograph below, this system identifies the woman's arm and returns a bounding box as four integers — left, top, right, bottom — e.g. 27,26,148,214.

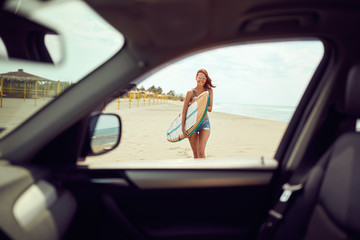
181,90,193,137
207,88,213,112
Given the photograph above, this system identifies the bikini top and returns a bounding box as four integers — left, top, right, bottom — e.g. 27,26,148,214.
189,88,207,105
192,88,197,98
189,89,197,105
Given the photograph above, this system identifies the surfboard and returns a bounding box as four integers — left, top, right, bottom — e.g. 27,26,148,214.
167,91,209,142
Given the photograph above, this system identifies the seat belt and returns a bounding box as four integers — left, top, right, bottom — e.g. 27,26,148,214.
256,180,304,240
257,149,332,240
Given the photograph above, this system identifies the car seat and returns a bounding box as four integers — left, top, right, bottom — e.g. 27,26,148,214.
259,64,360,240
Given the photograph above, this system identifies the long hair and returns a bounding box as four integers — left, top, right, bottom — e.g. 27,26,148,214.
196,69,216,90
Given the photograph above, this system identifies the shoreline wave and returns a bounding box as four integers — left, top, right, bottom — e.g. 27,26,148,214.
212,103,296,123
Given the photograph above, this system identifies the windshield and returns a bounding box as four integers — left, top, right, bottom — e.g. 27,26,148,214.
0,0,124,138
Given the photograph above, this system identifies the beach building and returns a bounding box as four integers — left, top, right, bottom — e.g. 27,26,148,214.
0,69,67,99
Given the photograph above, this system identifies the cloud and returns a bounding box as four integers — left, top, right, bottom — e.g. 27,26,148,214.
28,1,124,81
141,41,324,106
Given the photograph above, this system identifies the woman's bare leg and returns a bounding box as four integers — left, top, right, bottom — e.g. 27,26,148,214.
188,133,199,158
198,130,210,158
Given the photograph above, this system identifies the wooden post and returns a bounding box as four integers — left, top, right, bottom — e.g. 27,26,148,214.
0,77,3,108
137,92,139,107
57,81,60,96
24,81,26,101
35,81,37,106
129,93,131,108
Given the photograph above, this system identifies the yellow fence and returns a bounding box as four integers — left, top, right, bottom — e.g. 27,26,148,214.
0,77,67,107
116,92,169,109
0,77,169,109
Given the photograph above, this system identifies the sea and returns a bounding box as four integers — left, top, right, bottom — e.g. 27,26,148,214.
212,103,296,123
92,127,120,146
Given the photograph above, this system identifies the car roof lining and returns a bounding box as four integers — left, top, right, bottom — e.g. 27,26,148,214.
86,0,360,65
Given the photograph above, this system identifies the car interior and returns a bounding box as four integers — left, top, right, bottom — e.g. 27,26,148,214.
1,0,360,240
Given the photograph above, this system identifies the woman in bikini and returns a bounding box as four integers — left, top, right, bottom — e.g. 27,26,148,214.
181,69,215,158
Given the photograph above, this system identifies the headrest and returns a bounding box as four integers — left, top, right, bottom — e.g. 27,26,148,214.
345,64,360,118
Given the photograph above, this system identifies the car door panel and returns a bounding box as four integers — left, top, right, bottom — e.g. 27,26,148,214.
58,167,276,240
126,170,273,189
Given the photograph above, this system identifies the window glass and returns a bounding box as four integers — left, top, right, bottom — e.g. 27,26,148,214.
84,40,324,167
0,0,124,138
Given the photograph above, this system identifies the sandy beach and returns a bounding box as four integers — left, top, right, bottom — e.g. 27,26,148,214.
0,97,286,168
84,99,287,168
0,97,52,137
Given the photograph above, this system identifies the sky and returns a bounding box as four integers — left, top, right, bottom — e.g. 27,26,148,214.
140,41,323,105
0,0,324,107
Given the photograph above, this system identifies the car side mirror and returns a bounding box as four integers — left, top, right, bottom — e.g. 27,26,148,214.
88,113,121,156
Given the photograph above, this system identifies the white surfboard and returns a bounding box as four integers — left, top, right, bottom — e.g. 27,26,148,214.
167,91,209,142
